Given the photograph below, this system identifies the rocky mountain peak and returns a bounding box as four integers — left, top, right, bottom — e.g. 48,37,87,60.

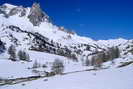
28,3,50,26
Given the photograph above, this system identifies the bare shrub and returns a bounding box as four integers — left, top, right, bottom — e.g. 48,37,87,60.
51,59,64,74
18,50,30,61
32,60,41,68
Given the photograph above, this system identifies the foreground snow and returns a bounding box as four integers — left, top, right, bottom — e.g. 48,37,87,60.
1,65,133,89
0,51,133,89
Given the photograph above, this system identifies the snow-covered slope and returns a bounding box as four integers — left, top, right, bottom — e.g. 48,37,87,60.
0,3,99,60
1,3,133,60
0,2,133,67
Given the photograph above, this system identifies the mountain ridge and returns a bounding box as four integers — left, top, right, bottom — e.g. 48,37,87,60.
0,3,133,64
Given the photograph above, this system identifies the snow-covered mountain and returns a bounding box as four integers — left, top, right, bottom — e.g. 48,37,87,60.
0,3,133,89
0,3,133,60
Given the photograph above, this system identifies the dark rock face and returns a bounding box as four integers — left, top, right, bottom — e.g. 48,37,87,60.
0,6,8,18
8,6,26,17
28,3,50,26
0,4,27,18
123,41,133,55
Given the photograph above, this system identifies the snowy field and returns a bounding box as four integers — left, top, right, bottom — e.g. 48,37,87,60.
1,65,133,89
0,51,87,78
0,51,133,89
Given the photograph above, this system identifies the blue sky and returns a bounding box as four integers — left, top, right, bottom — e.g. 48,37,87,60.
0,0,133,40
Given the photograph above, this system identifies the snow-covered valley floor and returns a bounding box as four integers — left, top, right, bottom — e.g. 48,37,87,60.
1,65,133,89
0,51,133,89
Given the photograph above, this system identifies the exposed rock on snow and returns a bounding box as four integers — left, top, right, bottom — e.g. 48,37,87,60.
28,3,50,26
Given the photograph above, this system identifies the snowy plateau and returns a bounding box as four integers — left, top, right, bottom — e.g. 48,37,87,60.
0,3,133,89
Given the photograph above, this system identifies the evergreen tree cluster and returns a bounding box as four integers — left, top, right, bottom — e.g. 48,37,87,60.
83,46,120,68
0,39,5,54
8,45,30,61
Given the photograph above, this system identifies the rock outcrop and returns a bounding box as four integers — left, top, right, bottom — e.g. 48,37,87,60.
28,3,50,26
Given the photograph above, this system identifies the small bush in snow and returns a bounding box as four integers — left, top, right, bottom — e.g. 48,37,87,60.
42,64,47,68
32,60,41,68
85,59,90,66
51,59,64,74
90,53,103,69
18,50,30,61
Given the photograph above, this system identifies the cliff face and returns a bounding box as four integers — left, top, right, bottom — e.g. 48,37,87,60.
28,3,50,26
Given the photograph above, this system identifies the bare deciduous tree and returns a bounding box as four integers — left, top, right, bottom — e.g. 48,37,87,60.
51,59,64,74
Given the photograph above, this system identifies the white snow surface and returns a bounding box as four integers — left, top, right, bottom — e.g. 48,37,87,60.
0,50,133,89
1,65,133,89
